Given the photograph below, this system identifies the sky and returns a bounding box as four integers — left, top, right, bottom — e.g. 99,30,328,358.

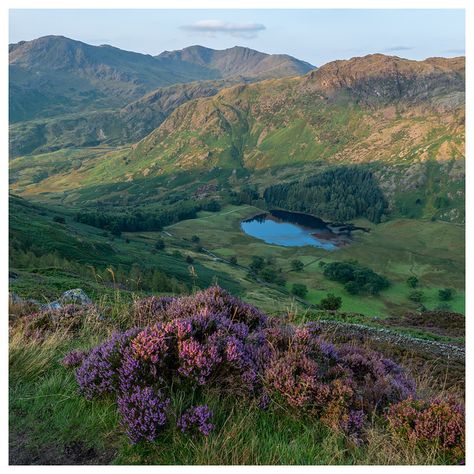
9,9,465,66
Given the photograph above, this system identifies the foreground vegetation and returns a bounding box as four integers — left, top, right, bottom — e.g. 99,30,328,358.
9,287,464,465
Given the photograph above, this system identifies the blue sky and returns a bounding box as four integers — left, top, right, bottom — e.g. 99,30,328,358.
9,9,465,66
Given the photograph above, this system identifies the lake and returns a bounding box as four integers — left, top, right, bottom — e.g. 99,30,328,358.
240,209,364,250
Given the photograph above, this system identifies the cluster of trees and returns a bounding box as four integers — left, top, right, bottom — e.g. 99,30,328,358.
263,167,388,223
75,200,221,235
228,186,260,206
321,260,390,295
249,256,286,286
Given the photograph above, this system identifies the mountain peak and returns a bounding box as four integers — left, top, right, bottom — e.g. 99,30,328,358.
156,44,313,79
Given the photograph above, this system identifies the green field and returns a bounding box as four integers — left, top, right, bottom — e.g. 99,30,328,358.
164,205,465,317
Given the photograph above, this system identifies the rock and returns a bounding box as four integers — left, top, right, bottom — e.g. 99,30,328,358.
60,289,92,306
40,288,92,311
40,301,63,311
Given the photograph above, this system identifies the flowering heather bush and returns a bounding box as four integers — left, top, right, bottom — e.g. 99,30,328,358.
131,296,175,326
118,386,170,444
177,405,214,436
76,328,140,400
69,286,445,447
386,396,465,463
262,321,415,438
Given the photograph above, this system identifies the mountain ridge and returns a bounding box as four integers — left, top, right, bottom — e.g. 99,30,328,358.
9,36,314,123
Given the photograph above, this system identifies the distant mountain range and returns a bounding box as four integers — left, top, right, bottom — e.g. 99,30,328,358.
9,36,315,123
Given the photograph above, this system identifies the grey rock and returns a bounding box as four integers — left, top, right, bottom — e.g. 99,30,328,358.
60,288,92,306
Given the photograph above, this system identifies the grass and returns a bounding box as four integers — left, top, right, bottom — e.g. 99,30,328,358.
10,197,465,343
9,298,461,465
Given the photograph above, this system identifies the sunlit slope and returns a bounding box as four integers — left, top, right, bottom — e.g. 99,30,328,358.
10,54,464,215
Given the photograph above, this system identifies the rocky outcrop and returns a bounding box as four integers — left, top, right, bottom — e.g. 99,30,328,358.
302,54,465,106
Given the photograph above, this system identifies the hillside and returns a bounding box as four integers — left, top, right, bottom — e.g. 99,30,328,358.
9,36,314,124
9,37,314,155
11,54,464,222
9,78,242,157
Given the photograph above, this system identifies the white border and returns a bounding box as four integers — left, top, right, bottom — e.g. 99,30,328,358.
1,0,470,472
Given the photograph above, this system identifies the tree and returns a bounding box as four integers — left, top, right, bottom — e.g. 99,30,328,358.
291,283,308,298
191,235,200,243
250,256,265,271
229,256,237,265
186,255,194,264
155,239,165,250
406,276,419,288
408,290,425,303
438,288,455,301
291,259,304,272
53,216,65,224
319,294,342,311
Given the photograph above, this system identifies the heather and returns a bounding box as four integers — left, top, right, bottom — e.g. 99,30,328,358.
56,286,462,460
387,397,465,463
10,286,465,464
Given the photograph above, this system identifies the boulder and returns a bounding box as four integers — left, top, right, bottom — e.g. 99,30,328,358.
60,288,92,306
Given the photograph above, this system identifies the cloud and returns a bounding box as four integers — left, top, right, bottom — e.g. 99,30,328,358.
383,45,415,52
180,20,266,38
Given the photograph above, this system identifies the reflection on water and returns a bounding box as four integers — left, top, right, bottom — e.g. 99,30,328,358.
240,210,357,250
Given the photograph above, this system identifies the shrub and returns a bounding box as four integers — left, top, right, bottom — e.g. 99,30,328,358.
291,259,304,272
387,396,464,463
408,290,425,303
229,256,237,265
319,294,342,311
438,288,455,301
66,287,420,446
118,387,170,444
250,256,265,271
61,350,87,368
263,323,415,439
155,239,165,250
20,305,100,339
291,283,308,298
53,216,66,224
177,405,214,436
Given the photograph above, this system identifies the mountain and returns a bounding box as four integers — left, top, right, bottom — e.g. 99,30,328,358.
133,54,464,170
9,54,465,222
9,36,217,122
156,45,314,79
9,36,314,124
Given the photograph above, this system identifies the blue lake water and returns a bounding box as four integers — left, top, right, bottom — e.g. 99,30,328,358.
240,210,353,250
